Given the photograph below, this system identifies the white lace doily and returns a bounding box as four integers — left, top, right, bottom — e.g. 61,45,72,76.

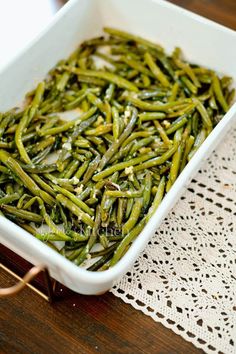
111,126,236,354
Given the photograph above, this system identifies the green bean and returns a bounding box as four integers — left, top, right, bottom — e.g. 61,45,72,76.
105,189,142,198
0,204,43,223
90,242,118,259
57,113,97,171
77,75,106,87
139,112,166,122
180,135,195,172
147,176,166,221
226,88,235,106
78,185,92,201
78,136,94,148
141,74,150,88
46,175,78,189
62,159,80,179
126,95,191,111
6,183,14,195
122,131,153,147
173,127,183,144
181,76,198,94
74,205,101,266
110,141,134,163
30,82,45,117
83,36,122,46
212,75,229,113
32,136,55,154
75,149,93,159
21,163,57,174
31,174,56,197
133,144,177,172
100,173,119,223
112,106,120,140
93,52,121,68
39,120,72,137
174,56,201,88
209,87,218,110
188,129,207,160
88,247,116,271
103,101,112,123
85,124,112,136
166,141,184,192
93,152,156,181
105,83,115,102
16,194,31,209
36,233,72,242
0,150,54,205
121,56,153,77
15,82,45,163
31,146,52,165
0,113,13,138
193,98,212,132
110,217,146,266
57,72,70,92
144,52,170,87
63,246,84,261
0,165,9,174
15,109,31,163
166,115,188,135
90,180,105,198
122,198,143,235
64,92,87,110
39,107,97,136
129,137,155,155
86,92,105,113
104,27,163,52
98,107,138,170
98,234,109,249
66,67,139,92
152,51,175,79
0,141,12,149
53,185,94,216
138,89,167,100
154,121,172,146
26,196,69,241
56,194,94,227
81,155,100,185
143,172,152,211
117,198,127,227
168,82,179,102
66,230,89,242
0,193,21,205
191,112,199,138
168,102,194,117
221,76,233,89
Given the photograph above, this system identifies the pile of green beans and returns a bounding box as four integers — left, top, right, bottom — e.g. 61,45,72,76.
0,28,234,271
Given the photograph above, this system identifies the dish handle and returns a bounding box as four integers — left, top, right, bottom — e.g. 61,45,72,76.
0,263,55,303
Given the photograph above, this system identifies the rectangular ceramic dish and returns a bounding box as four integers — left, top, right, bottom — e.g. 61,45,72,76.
0,0,235,294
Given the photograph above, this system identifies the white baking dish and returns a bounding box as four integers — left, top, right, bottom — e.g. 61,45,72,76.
0,0,236,295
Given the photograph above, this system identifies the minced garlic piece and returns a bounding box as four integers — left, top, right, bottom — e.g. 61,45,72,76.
75,184,84,194
124,108,131,125
125,166,134,175
62,142,72,151
162,120,171,128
